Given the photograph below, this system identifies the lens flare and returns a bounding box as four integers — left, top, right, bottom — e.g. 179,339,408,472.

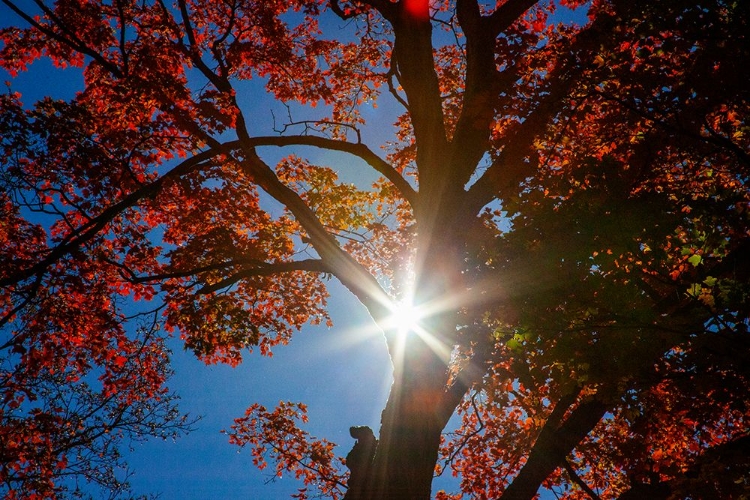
403,0,430,22
389,297,423,336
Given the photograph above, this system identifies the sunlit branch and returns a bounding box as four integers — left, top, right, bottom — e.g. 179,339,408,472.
242,135,417,208
209,135,395,328
122,95,398,337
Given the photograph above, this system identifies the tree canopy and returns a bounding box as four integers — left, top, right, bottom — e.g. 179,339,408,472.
1,0,748,498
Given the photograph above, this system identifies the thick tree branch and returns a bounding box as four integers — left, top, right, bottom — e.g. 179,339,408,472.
158,106,395,328
466,76,573,213
466,12,614,214
245,135,417,208
456,0,481,25
501,391,608,500
450,0,538,190
387,1,449,200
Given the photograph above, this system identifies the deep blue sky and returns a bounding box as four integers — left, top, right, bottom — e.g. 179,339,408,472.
125,280,395,499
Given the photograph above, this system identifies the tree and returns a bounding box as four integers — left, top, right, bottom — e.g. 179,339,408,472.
1,0,748,498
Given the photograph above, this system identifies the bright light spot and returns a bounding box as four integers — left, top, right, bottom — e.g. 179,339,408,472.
388,297,424,337
403,0,430,22
391,301,422,334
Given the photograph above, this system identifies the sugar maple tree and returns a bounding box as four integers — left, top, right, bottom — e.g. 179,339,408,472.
1,0,749,498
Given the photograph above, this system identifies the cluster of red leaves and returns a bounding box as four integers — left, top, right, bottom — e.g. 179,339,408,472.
437,381,550,497
1,114,184,494
442,345,749,499
225,401,348,500
153,157,333,364
1,316,184,499
569,374,750,499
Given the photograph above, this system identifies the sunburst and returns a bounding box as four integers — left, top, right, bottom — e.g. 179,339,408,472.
387,296,425,337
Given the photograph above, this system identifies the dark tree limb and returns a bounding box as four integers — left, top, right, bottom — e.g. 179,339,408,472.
386,0,449,196
466,11,616,214
562,458,602,500
501,391,609,500
196,259,331,295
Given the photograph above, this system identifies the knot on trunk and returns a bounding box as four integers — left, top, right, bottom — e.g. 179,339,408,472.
344,425,377,500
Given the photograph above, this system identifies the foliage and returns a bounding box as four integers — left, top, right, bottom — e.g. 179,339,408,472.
1,0,748,498
226,401,348,500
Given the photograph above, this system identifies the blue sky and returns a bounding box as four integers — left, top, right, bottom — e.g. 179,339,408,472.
124,280,394,499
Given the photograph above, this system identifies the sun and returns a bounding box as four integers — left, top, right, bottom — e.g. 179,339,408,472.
387,297,424,337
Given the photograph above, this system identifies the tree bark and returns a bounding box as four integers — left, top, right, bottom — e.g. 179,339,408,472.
345,234,470,499
501,395,608,500
348,335,465,500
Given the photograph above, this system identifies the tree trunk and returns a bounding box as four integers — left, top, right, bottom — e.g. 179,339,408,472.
348,334,462,500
